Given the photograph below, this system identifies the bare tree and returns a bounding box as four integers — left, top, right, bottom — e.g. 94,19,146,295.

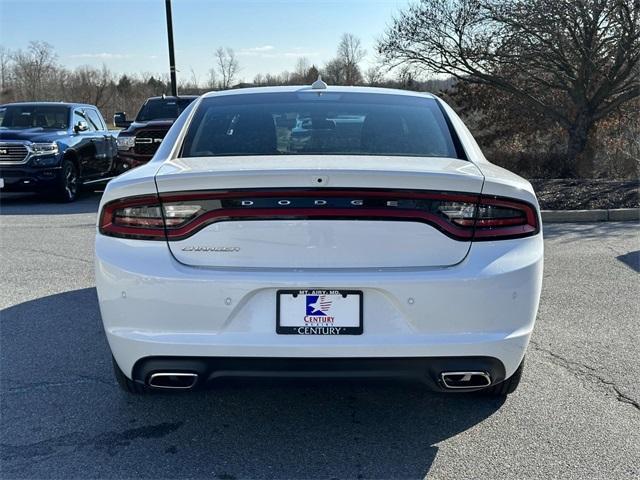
254,71,289,86
189,67,200,89
279,70,292,84
397,65,417,89
92,65,114,107
215,47,240,89
11,41,58,99
206,68,217,90
305,64,320,83
323,58,346,85
378,0,640,176
0,46,12,94
337,33,366,85
294,57,310,79
365,64,385,86
288,57,312,84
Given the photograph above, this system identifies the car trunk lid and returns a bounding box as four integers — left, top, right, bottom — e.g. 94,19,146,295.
154,155,484,268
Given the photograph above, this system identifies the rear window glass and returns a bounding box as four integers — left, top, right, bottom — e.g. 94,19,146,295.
181,92,463,159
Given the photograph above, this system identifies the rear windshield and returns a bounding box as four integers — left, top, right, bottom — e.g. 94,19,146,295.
136,98,196,122
181,92,463,159
0,105,70,130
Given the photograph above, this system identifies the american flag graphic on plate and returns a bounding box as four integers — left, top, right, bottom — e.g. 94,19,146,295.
306,295,333,316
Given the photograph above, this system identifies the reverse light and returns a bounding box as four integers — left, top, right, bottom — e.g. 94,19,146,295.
437,202,476,225
163,204,202,226
99,190,539,241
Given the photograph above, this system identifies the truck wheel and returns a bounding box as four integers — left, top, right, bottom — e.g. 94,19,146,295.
112,356,146,394
55,158,79,202
482,358,525,396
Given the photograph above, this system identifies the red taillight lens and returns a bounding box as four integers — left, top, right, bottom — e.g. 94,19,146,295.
433,198,538,239
99,196,165,239
99,190,538,241
99,195,202,240
472,197,539,239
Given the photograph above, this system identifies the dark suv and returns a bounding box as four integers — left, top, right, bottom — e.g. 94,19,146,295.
0,102,117,202
113,95,197,171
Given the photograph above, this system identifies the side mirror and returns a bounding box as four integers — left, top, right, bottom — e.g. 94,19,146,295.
113,112,132,128
74,120,89,133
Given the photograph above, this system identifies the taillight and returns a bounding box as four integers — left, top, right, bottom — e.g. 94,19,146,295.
472,197,539,239
99,190,538,241
113,205,164,228
99,195,202,240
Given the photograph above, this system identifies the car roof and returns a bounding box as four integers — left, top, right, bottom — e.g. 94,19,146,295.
0,102,96,109
201,85,435,99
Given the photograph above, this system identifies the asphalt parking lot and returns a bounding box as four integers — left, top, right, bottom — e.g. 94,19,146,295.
1,192,638,480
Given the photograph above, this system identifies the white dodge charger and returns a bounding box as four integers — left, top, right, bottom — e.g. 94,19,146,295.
95,84,543,395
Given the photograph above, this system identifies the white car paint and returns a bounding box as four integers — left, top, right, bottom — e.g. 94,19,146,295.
156,156,483,268
95,86,543,390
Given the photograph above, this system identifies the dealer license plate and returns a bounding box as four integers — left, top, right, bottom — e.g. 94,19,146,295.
276,289,363,335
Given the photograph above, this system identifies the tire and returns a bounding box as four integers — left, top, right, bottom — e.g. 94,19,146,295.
54,158,79,202
482,358,525,396
112,356,146,394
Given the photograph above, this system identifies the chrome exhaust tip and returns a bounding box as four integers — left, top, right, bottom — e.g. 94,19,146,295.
440,371,491,389
148,372,198,390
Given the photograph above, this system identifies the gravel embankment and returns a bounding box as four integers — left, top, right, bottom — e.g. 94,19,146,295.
530,179,639,210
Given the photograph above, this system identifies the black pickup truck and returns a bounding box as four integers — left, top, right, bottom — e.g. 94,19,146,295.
113,95,197,171
0,102,117,202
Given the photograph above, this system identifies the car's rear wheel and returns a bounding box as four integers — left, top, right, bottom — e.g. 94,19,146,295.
54,158,79,202
482,358,525,396
112,356,146,394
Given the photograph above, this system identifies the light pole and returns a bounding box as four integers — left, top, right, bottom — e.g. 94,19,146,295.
165,0,178,96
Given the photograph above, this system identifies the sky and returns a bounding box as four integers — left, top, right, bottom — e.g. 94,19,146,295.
0,0,410,84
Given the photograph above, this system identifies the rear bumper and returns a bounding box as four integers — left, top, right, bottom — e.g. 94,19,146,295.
133,356,506,392
96,233,544,382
